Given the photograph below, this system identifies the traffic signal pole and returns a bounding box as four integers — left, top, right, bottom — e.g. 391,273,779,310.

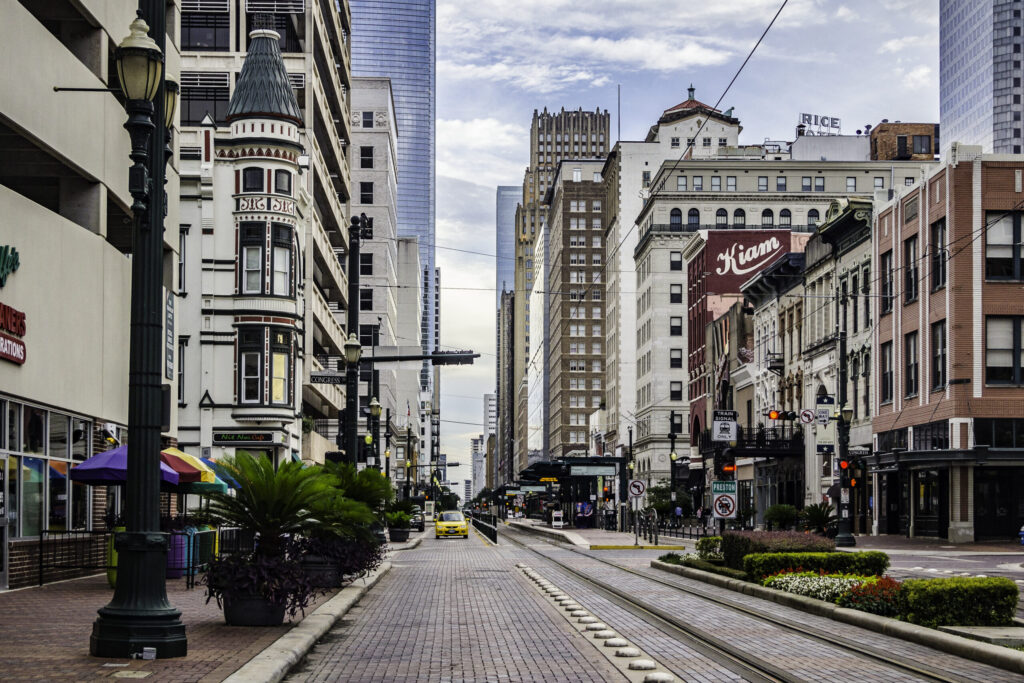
835,292,856,547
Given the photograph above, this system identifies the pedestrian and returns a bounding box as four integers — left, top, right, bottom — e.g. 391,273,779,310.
674,505,682,529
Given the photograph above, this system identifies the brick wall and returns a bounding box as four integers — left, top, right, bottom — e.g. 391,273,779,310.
8,533,109,590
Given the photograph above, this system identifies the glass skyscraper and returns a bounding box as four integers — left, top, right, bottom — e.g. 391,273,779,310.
495,186,518,308
940,0,1024,156
351,0,436,387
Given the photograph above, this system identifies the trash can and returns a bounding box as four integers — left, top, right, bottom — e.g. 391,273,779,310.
106,526,125,589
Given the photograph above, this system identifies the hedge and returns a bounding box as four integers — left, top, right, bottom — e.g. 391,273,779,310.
680,556,749,581
743,551,890,581
899,577,1019,628
721,531,836,569
696,536,722,561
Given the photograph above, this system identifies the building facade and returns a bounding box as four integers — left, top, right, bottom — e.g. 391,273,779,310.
495,186,518,305
940,0,1024,155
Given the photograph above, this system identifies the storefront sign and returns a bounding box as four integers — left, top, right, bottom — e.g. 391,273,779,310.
165,291,174,380
0,245,20,287
213,432,278,445
0,301,26,365
520,485,547,492
310,372,346,384
236,196,295,215
569,465,616,476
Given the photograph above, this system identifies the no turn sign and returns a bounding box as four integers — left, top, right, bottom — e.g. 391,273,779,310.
628,479,646,498
799,409,815,424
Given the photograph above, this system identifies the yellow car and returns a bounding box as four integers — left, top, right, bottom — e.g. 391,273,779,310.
435,511,469,539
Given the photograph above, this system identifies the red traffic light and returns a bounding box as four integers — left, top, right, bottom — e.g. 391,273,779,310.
723,463,736,473
768,410,781,420
839,460,850,470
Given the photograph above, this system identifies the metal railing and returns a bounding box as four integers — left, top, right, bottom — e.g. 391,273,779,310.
657,518,712,540
468,512,498,544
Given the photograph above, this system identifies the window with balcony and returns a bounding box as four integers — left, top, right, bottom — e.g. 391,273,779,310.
761,209,774,227
716,208,728,227
808,208,819,226
688,208,700,227
780,209,792,227
670,208,682,228
733,209,745,228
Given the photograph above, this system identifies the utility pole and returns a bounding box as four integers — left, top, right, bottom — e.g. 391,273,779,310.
835,290,856,547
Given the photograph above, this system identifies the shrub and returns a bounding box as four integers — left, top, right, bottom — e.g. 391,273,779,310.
721,531,836,569
800,502,837,536
744,551,890,581
696,536,723,561
385,511,411,528
899,577,1019,628
658,552,683,565
837,576,902,617
764,504,800,530
681,556,748,581
764,572,864,602
203,543,322,618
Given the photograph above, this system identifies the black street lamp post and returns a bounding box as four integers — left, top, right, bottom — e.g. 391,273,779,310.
342,213,373,465
90,8,187,659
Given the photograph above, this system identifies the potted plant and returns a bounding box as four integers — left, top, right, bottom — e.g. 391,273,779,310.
202,451,336,626
386,511,412,542
800,502,837,537
764,503,800,531
302,492,378,588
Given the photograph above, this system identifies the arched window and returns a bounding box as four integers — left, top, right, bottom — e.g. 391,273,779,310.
808,208,820,226
716,208,728,227
669,208,682,227
761,209,774,227
733,208,746,228
688,208,700,227
780,208,792,227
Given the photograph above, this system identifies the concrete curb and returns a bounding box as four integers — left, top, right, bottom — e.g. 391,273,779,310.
390,536,422,551
651,559,1024,676
508,521,589,546
590,544,689,551
222,561,393,683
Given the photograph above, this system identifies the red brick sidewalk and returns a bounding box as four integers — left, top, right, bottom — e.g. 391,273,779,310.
0,574,335,682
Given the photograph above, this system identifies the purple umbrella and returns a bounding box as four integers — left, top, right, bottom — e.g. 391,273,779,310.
69,445,180,486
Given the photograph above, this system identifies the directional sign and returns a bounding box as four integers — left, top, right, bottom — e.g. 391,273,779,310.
711,480,738,519
815,394,835,425
799,409,815,424
628,479,647,498
712,410,738,442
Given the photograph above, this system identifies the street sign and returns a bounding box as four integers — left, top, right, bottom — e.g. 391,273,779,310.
815,394,835,425
628,480,646,498
711,480,738,519
570,465,616,476
712,410,738,442
799,409,815,424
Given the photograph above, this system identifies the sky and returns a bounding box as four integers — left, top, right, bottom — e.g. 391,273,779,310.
433,0,940,493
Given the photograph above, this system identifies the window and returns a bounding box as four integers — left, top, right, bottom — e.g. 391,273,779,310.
179,229,187,292
758,176,768,192
905,332,918,396
270,330,291,405
702,137,711,147
815,177,825,192
716,208,728,227
593,172,601,182
271,224,292,296
802,177,812,192
904,236,919,303
274,170,292,196
874,177,884,189
360,288,373,311
986,316,1023,383
913,135,931,154
360,146,373,169
932,321,946,389
360,182,373,204
240,328,262,403
851,275,859,332
687,208,700,227
242,167,263,192
692,176,703,191
904,177,914,186
761,209,774,227
670,284,683,303
669,251,682,271
671,137,680,148
733,209,745,228
181,81,229,125
360,252,373,276
846,177,856,192
642,171,651,187
718,138,727,147
931,218,946,289
670,317,683,336
779,209,792,227
670,382,683,401
182,12,230,51
776,176,787,192
670,349,683,368
676,176,687,191
240,222,264,294
362,111,373,128
670,208,682,228
880,250,893,313
986,212,1022,279
572,168,582,182
881,341,893,403
726,176,736,191
808,208,819,226
593,200,602,212
711,176,721,191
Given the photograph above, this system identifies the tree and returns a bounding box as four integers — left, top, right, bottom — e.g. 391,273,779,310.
645,481,693,517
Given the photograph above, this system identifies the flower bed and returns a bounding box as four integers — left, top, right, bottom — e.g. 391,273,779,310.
764,571,867,603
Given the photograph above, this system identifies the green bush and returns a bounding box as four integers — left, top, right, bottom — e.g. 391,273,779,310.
696,536,722,561
899,577,1018,628
681,556,748,581
764,504,800,530
744,551,890,581
720,531,836,569
658,552,683,564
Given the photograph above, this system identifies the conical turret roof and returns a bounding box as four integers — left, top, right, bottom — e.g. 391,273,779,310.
226,16,303,125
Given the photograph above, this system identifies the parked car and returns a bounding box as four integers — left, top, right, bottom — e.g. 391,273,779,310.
435,511,469,539
411,508,425,532
370,520,388,545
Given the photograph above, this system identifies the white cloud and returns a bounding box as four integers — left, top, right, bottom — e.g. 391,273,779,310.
437,118,529,188
903,65,933,90
879,34,937,54
835,6,855,21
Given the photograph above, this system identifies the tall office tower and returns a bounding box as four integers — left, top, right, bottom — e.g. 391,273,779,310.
513,108,610,474
940,0,1024,155
470,434,485,498
495,186,518,304
483,393,497,439
351,0,436,393
178,2,353,465
495,290,515,486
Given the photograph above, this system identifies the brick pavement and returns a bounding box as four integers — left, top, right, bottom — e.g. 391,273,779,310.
0,573,337,682
286,534,624,683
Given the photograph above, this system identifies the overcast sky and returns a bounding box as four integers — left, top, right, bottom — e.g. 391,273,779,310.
433,0,939,492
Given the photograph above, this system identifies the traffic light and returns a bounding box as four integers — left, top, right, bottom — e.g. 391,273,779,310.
714,449,736,478
838,458,851,487
768,409,798,420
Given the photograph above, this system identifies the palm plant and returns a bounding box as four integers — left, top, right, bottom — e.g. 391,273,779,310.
323,461,394,511
800,502,837,535
206,451,337,557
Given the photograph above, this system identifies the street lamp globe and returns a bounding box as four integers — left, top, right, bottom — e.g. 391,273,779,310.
343,332,361,365
115,15,163,102
369,396,382,418
163,79,179,129
670,452,678,461
841,408,854,424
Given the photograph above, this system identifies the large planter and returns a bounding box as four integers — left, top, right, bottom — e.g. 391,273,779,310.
223,594,286,627
388,527,410,543
302,555,342,588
